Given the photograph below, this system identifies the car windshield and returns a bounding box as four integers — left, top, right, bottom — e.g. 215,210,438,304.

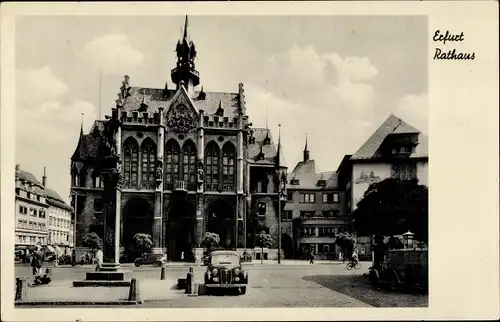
211,254,240,265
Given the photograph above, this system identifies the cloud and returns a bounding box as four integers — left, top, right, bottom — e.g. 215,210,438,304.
84,34,144,74
394,93,428,133
16,66,68,107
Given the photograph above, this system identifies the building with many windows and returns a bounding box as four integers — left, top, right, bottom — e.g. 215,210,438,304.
45,182,74,255
15,164,49,251
70,16,287,262
284,139,352,260
337,114,429,256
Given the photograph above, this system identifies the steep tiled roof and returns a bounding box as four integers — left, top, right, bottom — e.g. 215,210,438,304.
292,160,321,174
15,166,46,196
122,87,241,118
247,128,285,166
287,171,338,190
351,114,428,160
45,188,73,211
71,120,106,160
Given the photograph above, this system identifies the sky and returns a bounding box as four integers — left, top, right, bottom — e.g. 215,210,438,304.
15,15,428,202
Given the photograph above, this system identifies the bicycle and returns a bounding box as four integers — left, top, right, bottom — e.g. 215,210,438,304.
346,260,361,271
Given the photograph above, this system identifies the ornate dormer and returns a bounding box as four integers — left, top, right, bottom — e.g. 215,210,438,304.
256,144,265,161
197,86,206,100
263,130,271,145
215,101,224,116
171,15,200,96
138,89,148,112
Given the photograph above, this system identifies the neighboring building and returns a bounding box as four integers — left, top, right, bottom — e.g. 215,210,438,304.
14,164,49,252
284,139,352,260
70,16,286,262
44,168,74,255
337,114,429,256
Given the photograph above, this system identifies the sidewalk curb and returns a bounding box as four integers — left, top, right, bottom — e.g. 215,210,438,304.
15,300,141,306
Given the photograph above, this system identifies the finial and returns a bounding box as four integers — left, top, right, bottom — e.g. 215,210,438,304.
305,133,308,151
80,113,84,136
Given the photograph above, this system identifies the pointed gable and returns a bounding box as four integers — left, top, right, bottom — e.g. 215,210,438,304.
164,86,199,133
351,114,427,160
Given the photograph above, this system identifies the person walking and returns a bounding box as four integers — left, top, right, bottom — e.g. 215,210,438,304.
30,244,45,286
309,251,315,264
95,246,103,271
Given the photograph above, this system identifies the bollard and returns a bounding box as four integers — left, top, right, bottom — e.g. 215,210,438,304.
15,277,27,301
128,278,138,301
160,266,166,280
185,272,192,294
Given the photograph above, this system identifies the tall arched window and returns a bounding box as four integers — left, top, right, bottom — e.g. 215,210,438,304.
182,140,197,183
123,138,139,188
141,139,157,186
205,142,220,191
71,166,79,187
222,143,236,188
165,140,181,187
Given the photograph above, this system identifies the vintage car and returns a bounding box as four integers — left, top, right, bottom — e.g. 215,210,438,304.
134,253,167,267
204,250,248,295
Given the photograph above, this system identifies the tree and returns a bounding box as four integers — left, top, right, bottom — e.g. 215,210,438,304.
256,231,273,264
200,232,220,254
82,232,103,254
351,178,428,243
335,232,356,259
133,233,153,257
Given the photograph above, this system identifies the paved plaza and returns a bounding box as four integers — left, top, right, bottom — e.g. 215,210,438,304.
14,261,427,308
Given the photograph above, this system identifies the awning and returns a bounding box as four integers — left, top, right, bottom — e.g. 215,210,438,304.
46,245,56,253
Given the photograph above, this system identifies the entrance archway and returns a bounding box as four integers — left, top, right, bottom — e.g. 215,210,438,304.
207,199,235,249
122,198,154,256
281,233,294,259
167,200,195,261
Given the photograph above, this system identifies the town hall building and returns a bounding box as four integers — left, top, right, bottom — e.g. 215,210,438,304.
70,17,287,262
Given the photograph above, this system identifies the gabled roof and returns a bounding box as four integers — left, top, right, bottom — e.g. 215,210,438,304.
121,86,241,118
15,166,46,197
292,159,321,174
351,114,428,160
45,188,73,211
287,171,338,190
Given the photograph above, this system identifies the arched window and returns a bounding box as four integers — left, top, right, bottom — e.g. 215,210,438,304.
182,141,197,183
222,143,236,186
165,140,181,186
205,142,220,191
71,167,79,187
141,139,157,185
123,138,139,188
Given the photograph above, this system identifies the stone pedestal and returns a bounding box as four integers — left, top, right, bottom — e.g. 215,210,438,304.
73,263,130,287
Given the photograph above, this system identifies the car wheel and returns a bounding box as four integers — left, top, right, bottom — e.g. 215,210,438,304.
134,262,140,267
240,287,247,295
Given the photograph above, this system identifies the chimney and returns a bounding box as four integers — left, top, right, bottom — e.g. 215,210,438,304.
42,166,47,187
15,164,20,171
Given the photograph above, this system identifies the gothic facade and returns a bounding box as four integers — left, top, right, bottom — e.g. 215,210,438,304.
70,17,287,262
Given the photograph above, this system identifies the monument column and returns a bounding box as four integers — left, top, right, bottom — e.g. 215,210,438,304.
194,109,205,263
153,107,165,254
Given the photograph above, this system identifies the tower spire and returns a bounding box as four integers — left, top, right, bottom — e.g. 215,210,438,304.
172,15,199,94
80,113,84,136
303,133,310,162
276,124,286,168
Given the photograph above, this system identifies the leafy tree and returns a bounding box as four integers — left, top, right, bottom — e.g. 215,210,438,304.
256,231,273,264
334,232,356,259
351,178,428,243
133,233,153,257
201,232,220,253
82,232,103,254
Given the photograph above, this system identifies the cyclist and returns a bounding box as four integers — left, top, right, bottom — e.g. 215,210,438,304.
350,249,359,266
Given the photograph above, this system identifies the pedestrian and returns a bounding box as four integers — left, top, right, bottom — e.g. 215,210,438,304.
309,251,315,264
30,244,45,286
95,246,103,271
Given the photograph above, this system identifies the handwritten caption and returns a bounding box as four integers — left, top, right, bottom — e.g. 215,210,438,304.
433,30,475,60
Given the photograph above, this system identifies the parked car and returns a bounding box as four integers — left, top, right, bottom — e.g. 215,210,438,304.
134,253,166,267
204,250,248,295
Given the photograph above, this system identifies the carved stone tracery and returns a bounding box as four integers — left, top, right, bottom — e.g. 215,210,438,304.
166,103,197,133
